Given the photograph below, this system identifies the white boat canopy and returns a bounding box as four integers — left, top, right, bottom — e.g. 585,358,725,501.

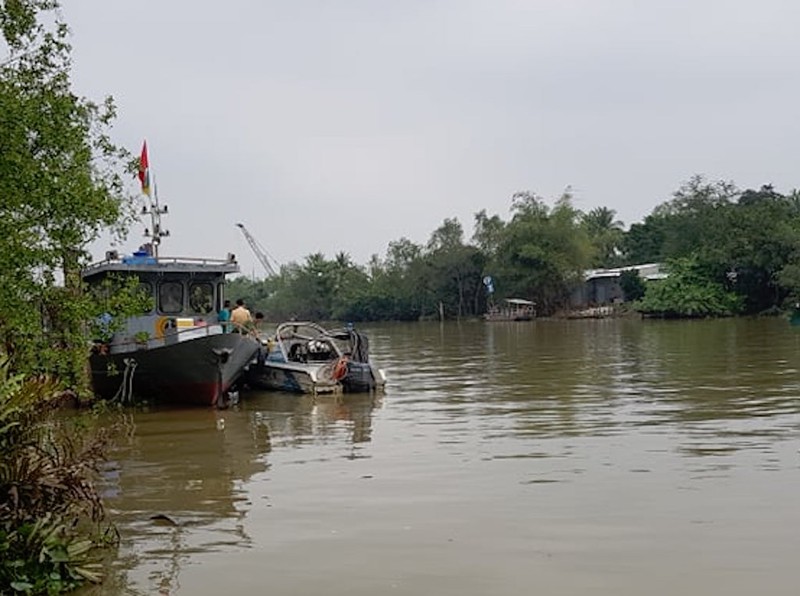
504,298,535,306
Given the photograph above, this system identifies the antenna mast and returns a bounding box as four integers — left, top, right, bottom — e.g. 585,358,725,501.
236,223,278,277
142,177,169,258
138,140,169,257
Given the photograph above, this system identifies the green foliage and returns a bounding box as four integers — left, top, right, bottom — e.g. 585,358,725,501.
0,357,116,593
0,0,136,394
718,186,800,312
621,176,737,266
634,258,743,318
494,189,593,314
0,516,107,594
622,176,800,315
229,222,487,321
582,206,625,268
225,275,273,315
423,219,485,318
87,276,153,341
378,238,429,319
621,216,667,265
777,254,800,306
472,209,505,258
0,5,128,588
227,177,800,322
619,269,646,302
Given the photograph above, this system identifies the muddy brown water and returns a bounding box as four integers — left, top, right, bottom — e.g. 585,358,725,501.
86,318,800,595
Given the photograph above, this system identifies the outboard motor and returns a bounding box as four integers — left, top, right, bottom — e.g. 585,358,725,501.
350,330,370,363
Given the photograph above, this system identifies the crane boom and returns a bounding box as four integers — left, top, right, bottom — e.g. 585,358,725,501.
236,223,278,277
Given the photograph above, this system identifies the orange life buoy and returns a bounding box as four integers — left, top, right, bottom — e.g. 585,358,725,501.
155,316,171,339
333,357,349,381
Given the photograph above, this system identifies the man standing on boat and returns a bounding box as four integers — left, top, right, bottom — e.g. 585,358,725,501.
217,299,232,333
231,298,253,333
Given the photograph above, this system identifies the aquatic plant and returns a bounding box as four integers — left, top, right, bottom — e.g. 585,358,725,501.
0,357,116,593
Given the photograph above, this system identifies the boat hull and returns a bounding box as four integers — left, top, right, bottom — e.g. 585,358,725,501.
484,313,532,321
245,321,386,395
341,361,385,393
90,333,259,406
246,360,385,395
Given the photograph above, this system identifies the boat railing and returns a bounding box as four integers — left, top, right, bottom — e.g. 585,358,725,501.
83,254,237,275
142,255,236,266
104,321,257,354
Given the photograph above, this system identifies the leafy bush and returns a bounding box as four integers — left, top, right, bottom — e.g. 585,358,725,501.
619,269,646,302
0,357,116,594
634,257,743,318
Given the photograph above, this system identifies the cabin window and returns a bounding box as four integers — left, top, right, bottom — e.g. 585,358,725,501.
158,281,183,314
189,282,214,314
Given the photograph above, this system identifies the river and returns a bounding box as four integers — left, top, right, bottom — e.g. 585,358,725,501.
89,317,800,595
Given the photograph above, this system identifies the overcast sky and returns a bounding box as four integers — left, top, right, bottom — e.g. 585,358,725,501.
63,0,800,276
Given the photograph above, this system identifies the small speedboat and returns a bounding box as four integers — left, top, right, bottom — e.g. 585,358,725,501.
246,321,386,394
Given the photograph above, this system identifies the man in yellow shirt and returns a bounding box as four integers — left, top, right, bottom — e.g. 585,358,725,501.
230,298,253,333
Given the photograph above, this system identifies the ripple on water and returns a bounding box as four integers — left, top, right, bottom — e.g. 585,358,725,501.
94,319,800,595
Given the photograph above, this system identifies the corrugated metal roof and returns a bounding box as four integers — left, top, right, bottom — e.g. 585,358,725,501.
583,263,664,281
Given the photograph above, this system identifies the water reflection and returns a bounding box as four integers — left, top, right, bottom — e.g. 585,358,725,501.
248,391,380,449
92,392,381,595
378,318,800,445
86,319,800,596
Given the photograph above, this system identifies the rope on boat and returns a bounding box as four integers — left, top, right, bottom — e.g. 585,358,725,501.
212,347,234,409
348,329,370,363
112,358,138,404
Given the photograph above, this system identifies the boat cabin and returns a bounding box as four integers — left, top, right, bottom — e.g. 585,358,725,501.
83,250,239,351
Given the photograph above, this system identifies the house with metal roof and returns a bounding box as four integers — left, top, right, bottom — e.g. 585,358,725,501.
570,263,666,308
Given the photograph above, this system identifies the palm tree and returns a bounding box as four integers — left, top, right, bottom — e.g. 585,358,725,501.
582,207,625,268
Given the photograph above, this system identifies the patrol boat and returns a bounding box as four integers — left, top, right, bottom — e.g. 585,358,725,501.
83,182,259,406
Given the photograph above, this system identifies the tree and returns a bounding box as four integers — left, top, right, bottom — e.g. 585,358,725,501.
385,237,422,271
472,209,506,308
472,209,505,258
1,4,134,591
652,175,738,260
0,0,134,392
620,176,737,266
620,216,667,265
582,206,625,267
619,269,646,302
424,219,484,318
381,238,430,319
720,185,800,312
426,217,464,252
495,189,593,314
635,257,742,318
623,177,800,314
224,178,800,322
329,251,371,321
